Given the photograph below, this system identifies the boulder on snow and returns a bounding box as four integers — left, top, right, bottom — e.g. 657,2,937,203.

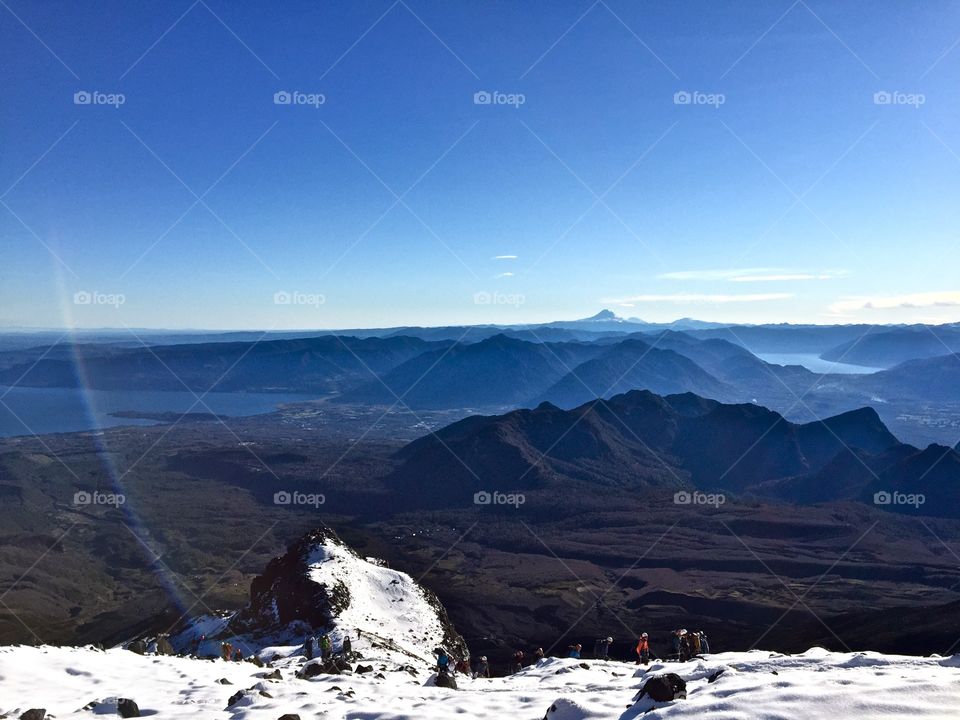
635,672,687,702
155,636,174,655
299,658,345,678
277,715,301,720
19,710,45,720
262,668,282,680
432,672,458,689
117,698,140,718
127,640,147,655
355,664,374,674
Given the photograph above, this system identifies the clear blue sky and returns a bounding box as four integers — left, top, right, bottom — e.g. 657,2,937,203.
1,0,959,329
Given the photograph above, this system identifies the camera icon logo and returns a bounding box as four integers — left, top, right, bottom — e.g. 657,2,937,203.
673,90,692,105
273,291,291,305
473,490,492,505
273,490,292,505
873,91,892,105
673,490,692,505
873,490,892,505
73,490,92,505
473,91,492,105
74,90,92,105
73,290,92,305
274,90,292,105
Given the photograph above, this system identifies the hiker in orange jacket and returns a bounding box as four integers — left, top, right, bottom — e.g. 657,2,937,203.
635,632,650,665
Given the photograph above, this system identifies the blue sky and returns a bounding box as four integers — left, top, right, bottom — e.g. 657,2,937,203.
1,0,959,330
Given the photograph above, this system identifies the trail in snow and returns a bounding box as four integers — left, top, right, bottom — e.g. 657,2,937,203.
1,646,959,719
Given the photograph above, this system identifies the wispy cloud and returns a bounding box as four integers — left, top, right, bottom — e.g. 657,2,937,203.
659,268,847,282
493,254,518,260
605,293,793,304
829,291,960,315
495,271,515,279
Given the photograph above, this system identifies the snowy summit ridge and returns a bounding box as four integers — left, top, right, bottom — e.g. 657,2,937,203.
217,525,466,666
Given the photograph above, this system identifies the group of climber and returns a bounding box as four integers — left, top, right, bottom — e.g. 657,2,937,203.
303,631,354,661
434,647,488,679
219,640,246,662
669,628,710,661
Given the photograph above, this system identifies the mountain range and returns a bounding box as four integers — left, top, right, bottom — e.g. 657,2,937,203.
392,389,960,516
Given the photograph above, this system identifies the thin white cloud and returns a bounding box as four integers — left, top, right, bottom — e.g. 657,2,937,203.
829,291,960,315
494,272,515,279
493,254,518,260
606,293,793,304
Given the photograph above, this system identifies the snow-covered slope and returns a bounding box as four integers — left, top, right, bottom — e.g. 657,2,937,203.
2,646,959,719
170,526,465,669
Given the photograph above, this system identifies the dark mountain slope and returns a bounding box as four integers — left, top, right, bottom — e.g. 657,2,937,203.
536,338,731,408
391,390,914,508
821,326,960,368
338,334,606,409
860,354,960,401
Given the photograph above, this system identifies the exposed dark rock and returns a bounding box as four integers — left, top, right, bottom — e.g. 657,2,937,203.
127,640,146,655
433,672,457,689
355,664,373,674
117,699,140,718
19,710,45,720
228,527,350,634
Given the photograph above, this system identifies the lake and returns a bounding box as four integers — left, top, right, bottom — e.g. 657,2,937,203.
0,386,317,438
757,352,884,375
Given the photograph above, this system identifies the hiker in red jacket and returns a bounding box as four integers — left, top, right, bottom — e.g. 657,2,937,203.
635,632,650,665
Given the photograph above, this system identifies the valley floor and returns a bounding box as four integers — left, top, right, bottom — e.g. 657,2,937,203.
1,646,959,719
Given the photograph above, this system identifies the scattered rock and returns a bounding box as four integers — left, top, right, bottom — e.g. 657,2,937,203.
217,678,233,685
263,669,282,680
635,672,687,702
227,690,244,707
19,710,45,720
355,664,374,674
708,668,726,683
127,640,147,655
156,636,174,655
433,672,458,690
117,698,140,718
277,715,301,720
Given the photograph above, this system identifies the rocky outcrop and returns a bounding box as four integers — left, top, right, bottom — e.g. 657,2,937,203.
229,527,348,633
